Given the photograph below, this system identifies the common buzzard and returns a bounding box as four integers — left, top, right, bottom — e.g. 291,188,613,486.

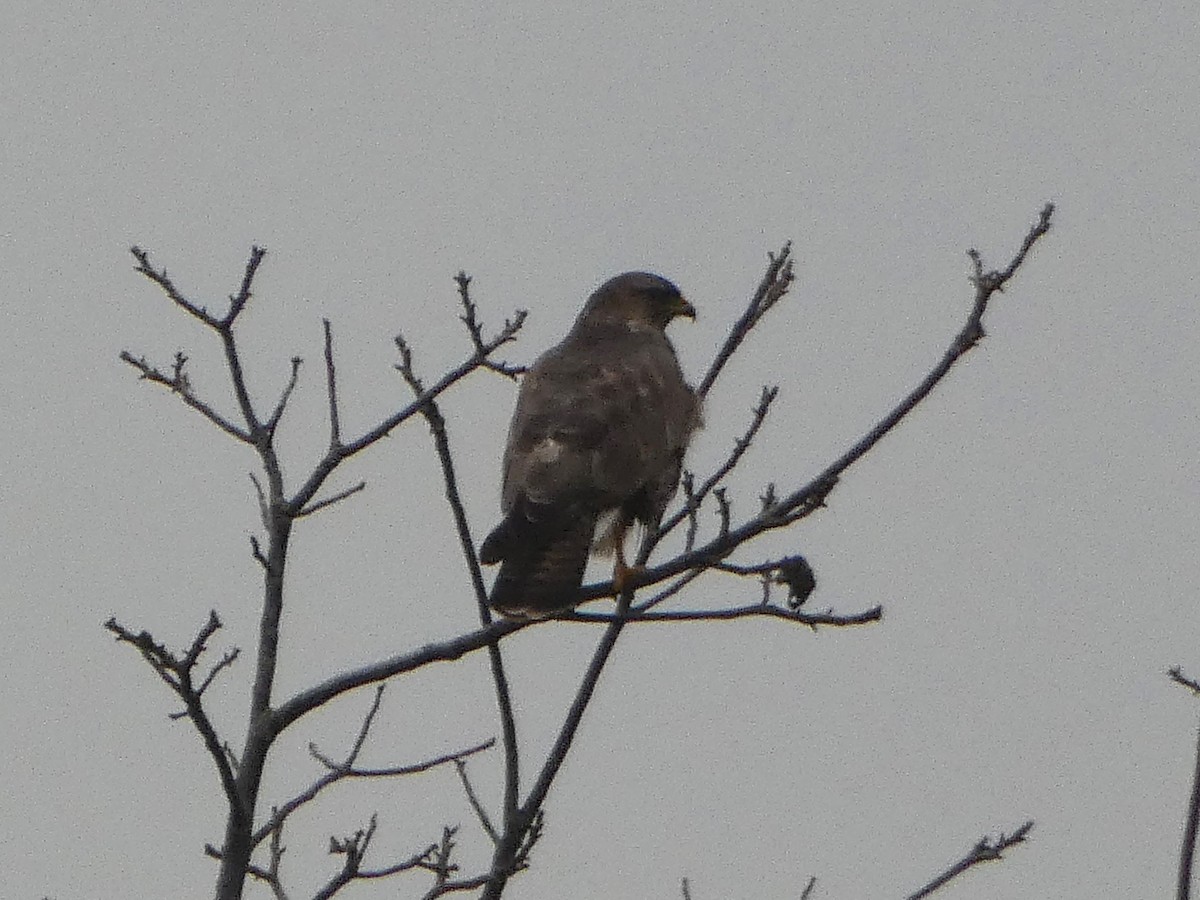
479,272,699,618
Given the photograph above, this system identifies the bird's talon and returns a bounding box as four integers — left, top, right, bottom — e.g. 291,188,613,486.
613,561,645,595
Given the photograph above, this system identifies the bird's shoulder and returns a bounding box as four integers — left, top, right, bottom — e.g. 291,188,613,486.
529,321,674,379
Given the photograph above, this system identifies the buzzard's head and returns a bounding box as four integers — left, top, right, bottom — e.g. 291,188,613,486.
579,271,696,331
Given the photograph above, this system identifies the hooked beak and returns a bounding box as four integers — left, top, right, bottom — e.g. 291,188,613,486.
674,296,697,320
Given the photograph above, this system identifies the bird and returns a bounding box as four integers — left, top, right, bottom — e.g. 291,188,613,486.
479,272,700,618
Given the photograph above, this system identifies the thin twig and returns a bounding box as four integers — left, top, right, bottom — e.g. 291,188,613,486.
223,246,267,326
131,246,223,327
313,739,496,778
323,319,341,447
456,758,500,844
1171,667,1200,697
255,683,492,847
906,821,1033,899
119,352,252,443
265,357,303,436
697,243,794,400
296,481,367,518
195,648,240,698
455,271,526,378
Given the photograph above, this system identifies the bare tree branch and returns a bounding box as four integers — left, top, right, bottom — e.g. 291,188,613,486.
296,481,367,518
117,210,1052,900
285,309,525,516
265,356,302,436
194,647,241,700
205,843,287,898
906,820,1033,899
455,271,526,378
273,619,526,733
131,245,225,328
1171,667,1200,697
482,593,634,899
421,873,494,900
105,612,243,826
697,243,794,400
394,312,523,838
254,684,492,848
223,246,268,327
567,603,881,626
322,318,342,447
1179,721,1200,900
657,385,778,541
456,757,500,844
119,351,253,443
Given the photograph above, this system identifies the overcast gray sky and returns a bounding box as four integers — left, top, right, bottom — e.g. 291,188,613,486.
3,1,1198,898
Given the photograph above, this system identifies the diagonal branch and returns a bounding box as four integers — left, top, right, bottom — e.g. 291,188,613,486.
906,820,1034,899
657,385,779,542
296,481,366,518
131,245,224,328
456,757,500,844
223,245,268,327
265,357,302,436
482,594,632,899
272,619,527,734
105,613,244,825
1170,666,1200,697
119,351,253,443
696,243,794,400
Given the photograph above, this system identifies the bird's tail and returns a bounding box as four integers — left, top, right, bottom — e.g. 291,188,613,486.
481,506,595,618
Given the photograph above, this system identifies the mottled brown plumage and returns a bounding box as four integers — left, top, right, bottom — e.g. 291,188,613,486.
479,272,699,618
